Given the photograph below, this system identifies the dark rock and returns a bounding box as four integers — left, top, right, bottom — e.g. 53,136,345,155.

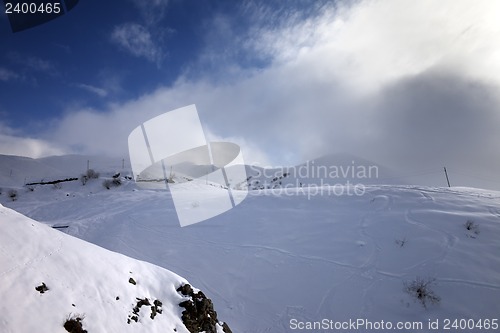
222,322,232,333
35,282,49,294
133,297,150,314
63,317,87,333
177,284,232,333
128,297,164,323
151,299,163,319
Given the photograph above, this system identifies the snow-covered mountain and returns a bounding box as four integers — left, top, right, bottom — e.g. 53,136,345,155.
1,153,500,333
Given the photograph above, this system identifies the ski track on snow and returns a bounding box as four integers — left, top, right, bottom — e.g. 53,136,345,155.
3,181,500,333
0,228,63,278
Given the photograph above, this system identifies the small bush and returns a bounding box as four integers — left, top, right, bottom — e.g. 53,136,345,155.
464,220,480,235
8,189,18,201
404,277,440,308
81,169,99,185
64,314,87,333
103,178,122,190
395,237,407,247
86,169,99,179
167,172,175,183
103,179,112,189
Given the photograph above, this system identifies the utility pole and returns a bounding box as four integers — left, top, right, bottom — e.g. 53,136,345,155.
443,167,451,187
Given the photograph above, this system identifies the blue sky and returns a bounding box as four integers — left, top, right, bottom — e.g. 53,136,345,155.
1,0,500,189
0,0,250,128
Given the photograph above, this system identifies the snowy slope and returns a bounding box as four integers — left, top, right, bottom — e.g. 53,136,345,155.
38,154,130,178
2,154,500,333
0,203,230,333
0,154,129,188
242,152,402,190
0,154,63,187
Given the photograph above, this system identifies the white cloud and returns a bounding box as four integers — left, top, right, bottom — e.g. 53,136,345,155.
111,23,163,64
0,68,19,81
76,83,108,97
0,130,65,158
7,53,57,75
204,129,273,167
7,0,500,186
25,56,55,73
244,0,500,92
131,0,169,25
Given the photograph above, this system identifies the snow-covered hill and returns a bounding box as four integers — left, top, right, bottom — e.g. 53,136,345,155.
0,204,231,333
1,154,500,333
241,152,402,190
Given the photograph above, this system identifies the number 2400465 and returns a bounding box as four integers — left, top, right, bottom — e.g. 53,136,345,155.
5,2,61,14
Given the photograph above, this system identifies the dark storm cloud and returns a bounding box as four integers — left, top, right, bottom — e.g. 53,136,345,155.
360,70,500,172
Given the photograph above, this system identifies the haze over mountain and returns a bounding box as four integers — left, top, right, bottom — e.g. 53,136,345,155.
1,152,493,190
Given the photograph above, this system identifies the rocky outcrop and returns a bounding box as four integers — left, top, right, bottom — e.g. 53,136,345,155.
177,284,232,333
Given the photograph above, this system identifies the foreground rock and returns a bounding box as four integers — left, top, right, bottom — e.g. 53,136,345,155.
177,284,232,333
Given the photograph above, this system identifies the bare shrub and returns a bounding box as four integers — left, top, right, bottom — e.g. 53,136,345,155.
8,189,18,201
103,179,112,189
404,277,440,309
464,220,480,236
395,237,407,248
86,169,99,179
80,169,99,185
103,178,121,189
